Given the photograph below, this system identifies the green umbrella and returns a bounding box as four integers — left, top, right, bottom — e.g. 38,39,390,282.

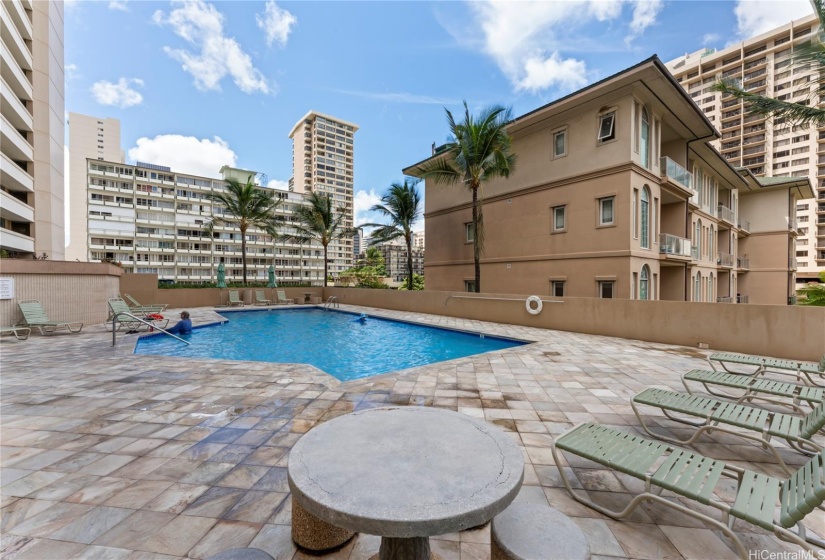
216,262,227,288
267,265,277,288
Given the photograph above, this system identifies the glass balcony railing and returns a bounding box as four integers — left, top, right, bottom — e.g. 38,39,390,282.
738,219,750,231
717,252,734,267
737,294,749,303
660,157,693,191
659,233,692,257
737,256,749,269
718,205,735,223
691,246,699,260
716,296,733,303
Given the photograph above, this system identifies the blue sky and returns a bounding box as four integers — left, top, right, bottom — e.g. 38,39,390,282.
64,0,814,227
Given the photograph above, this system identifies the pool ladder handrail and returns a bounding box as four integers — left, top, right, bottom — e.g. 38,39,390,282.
111,311,191,347
324,296,339,309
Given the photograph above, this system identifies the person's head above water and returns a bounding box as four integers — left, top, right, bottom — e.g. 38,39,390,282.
180,311,190,319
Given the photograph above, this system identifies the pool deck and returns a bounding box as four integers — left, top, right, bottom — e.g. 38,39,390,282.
1,304,822,560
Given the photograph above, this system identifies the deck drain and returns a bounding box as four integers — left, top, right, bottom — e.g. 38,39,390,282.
276,378,293,384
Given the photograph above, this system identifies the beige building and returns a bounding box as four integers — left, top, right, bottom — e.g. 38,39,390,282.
665,14,823,282
84,160,326,285
365,239,425,283
288,111,356,278
1,0,65,258
66,113,123,261
405,56,812,305
413,231,425,250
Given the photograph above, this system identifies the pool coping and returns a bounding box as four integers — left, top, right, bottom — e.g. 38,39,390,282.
126,304,537,385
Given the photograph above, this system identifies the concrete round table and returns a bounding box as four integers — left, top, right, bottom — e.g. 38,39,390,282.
288,406,524,560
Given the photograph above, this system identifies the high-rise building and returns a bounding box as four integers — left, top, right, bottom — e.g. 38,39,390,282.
406,56,811,305
367,241,425,283
288,111,357,278
1,0,65,258
353,229,362,258
665,13,823,282
66,113,124,261
84,160,326,285
413,231,425,250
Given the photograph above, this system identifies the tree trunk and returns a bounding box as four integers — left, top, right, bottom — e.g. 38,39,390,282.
241,226,248,286
406,233,414,290
472,186,480,293
323,243,328,287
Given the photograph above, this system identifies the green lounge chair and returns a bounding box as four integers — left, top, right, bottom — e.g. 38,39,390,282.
122,293,167,314
106,298,169,332
552,423,825,558
16,300,83,335
709,352,825,387
683,369,824,414
254,289,271,306
0,326,30,340
631,388,824,474
227,289,244,307
276,290,292,305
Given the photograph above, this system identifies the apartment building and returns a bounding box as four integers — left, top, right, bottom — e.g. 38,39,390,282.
1,0,65,258
665,14,823,281
365,239,425,283
404,56,811,304
288,111,357,278
84,160,326,285
413,231,425,250
66,113,123,261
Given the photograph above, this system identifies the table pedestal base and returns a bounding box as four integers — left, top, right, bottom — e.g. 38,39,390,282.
291,501,354,551
368,538,443,560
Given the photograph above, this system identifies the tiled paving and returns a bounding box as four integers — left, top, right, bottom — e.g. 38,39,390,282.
1,304,822,560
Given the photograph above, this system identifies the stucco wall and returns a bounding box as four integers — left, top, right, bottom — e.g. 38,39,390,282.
0,260,122,327
324,288,824,361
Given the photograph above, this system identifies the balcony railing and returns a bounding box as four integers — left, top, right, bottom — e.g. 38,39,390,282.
737,294,749,304
718,205,735,223
660,157,693,191
716,296,733,303
691,246,699,260
789,257,797,270
737,256,750,269
738,219,750,231
789,217,798,230
659,233,692,257
717,252,734,267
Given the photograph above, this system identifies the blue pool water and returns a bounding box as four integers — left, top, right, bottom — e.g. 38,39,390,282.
134,309,527,381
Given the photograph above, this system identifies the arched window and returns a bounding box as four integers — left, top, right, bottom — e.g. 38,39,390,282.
710,225,715,262
639,265,650,300
641,186,650,249
710,272,715,302
695,219,702,259
695,272,701,302
640,108,650,168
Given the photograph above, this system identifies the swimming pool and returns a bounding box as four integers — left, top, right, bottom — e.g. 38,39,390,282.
134,308,527,381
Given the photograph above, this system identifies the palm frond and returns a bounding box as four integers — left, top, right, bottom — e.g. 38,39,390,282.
713,80,825,127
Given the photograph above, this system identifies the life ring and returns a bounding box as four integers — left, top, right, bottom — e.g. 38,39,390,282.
525,295,543,315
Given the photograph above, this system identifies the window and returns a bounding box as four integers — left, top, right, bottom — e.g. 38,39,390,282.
553,130,566,157
640,108,650,168
464,222,474,243
598,112,615,142
551,281,565,297
598,281,614,299
639,265,650,300
552,206,566,232
464,280,476,292
632,189,638,238
640,187,650,248
599,196,615,225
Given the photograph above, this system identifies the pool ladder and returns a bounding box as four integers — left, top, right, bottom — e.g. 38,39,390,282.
324,296,339,309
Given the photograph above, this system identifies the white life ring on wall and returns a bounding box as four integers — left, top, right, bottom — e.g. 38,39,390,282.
525,295,543,315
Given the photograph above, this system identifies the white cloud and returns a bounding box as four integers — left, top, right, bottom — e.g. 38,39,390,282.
256,1,297,48
354,189,382,227
734,0,812,39
108,1,129,11
127,135,237,178
66,63,79,80
266,179,290,190
702,33,721,46
90,77,144,108
457,0,665,94
153,0,270,94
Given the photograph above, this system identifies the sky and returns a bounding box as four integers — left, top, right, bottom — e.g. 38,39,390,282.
64,0,815,229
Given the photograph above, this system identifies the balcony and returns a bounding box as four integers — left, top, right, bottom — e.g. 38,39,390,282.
737,294,749,303
659,157,693,192
717,252,734,267
736,256,749,269
716,296,733,303
659,233,692,258
737,219,750,232
691,246,699,261
717,204,735,224
789,257,797,270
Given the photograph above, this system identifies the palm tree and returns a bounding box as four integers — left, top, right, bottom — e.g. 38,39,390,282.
204,176,282,286
415,101,516,292
713,0,824,127
361,179,423,290
280,191,353,287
